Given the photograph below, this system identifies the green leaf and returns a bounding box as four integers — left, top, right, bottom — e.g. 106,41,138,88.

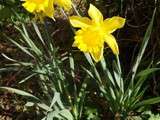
49,92,61,109
82,66,94,79
112,61,121,89
37,103,52,111
41,117,46,120
47,110,63,120
136,68,160,77
2,53,33,66
100,57,115,87
5,35,35,58
15,25,42,56
69,54,75,78
59,109,74,120
133,68,160,97
32,22,45,45
0,87,40,101
84,53,94,66
130,8,156,86
46,109,73,120
19,73,37,84
134,97,160,109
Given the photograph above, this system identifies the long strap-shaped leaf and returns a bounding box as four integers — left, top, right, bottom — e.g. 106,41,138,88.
0,87,40,101
130,7,156,87
134,97,160,109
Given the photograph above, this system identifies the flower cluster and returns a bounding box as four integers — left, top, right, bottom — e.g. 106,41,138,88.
22,1,125,62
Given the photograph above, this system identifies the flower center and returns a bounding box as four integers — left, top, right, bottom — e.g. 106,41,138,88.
83,26,104,46
75,25,105,52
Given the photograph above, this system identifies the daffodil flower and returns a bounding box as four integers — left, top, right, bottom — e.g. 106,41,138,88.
69,4,125,62
22,0,54,18
22,0,72,19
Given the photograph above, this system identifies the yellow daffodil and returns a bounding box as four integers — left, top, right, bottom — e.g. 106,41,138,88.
22,0,72,19
69,4,125,62
22,0,54,18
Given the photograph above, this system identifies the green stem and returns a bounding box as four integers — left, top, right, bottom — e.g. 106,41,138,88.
116,55,124,93
72,3,81,16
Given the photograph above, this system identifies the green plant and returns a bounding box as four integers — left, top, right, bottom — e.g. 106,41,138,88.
1,21,88,120
82,4,160,120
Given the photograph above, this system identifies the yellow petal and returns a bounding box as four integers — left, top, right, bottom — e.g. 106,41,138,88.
69,16,91,28
90,46,104,62
104,34,119,55
44,0,54,18
103,16,126,33
88,4,103,24
55,0,72,11
22,2,36,13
